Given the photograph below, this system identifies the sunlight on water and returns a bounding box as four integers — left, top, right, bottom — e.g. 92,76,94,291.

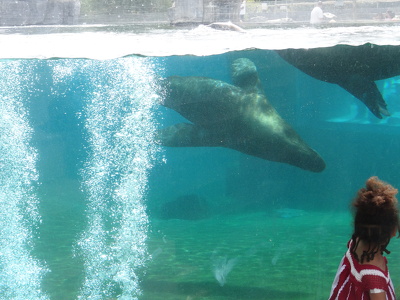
212,254,239,287
0,25,399,59
76,57,161,299
0,61,48,299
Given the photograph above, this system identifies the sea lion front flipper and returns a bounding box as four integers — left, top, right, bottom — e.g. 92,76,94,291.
157,123,224,147
338,75,390,119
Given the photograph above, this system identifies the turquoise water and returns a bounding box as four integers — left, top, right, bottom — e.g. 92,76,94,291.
2,25,400,299
144,211,353,300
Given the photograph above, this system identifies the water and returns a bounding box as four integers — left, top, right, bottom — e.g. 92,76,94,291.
1,24,400,299
0,61,48,299
76,59,160,299
1,24,400,58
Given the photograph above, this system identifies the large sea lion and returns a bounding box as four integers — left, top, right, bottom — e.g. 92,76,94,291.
157,58,326,172
277,43,400,119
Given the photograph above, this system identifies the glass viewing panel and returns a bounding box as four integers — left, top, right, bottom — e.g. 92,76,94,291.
1,1,400,299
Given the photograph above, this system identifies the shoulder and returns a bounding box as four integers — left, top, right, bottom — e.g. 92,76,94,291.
361,270,390,294
346,251,389,282
358,261,390,290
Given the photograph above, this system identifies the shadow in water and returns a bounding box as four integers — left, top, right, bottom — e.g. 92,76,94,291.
141,279,312,299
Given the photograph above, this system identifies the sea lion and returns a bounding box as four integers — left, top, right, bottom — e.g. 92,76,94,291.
157,58,326,172
276,43,400,119
207,21,246,32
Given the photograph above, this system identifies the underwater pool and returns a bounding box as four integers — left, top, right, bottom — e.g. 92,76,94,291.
2,24,400,299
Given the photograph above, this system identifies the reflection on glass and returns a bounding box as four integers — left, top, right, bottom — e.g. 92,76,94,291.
0,4,400,299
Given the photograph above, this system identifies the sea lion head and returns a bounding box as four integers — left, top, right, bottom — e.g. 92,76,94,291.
231,58,260,90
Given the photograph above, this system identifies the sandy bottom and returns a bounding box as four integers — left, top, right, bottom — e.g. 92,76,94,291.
143,210,400,300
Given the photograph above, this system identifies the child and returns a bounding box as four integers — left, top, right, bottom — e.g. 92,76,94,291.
329,176,399,300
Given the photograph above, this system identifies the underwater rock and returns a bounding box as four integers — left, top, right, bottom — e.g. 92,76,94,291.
160,194,210,220
157,58,326,172
276,43,400,119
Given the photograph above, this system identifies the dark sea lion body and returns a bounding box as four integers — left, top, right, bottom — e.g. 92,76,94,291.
277,43,400,118
157,58,325,172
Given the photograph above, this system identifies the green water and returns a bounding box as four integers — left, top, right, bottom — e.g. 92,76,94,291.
144,211,351,299
31,205,400,299
3,34,400,299
34,180,85,299
144,211,400,299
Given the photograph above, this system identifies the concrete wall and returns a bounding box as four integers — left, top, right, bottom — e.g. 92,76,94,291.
0,0,80,25
171,0,242,23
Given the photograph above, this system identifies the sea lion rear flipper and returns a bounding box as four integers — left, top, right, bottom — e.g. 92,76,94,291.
157,123,224,147
338,75,389,119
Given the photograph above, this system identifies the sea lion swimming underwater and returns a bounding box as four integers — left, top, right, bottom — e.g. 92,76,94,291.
157,58,326,172
277,43,400,119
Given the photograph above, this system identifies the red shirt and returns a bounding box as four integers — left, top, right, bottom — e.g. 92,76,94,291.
329,241,396,300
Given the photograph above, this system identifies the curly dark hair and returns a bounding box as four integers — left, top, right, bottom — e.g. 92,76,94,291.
350,176,399,263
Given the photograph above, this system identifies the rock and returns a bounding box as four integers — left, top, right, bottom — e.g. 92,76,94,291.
0,0,30,25
0,0,80,26
43,0,81,25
